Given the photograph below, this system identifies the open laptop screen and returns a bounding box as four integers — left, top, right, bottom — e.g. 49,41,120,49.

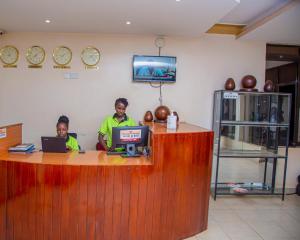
41,136,67,153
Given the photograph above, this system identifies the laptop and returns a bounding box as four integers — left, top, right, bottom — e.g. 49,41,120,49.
41,136,67,153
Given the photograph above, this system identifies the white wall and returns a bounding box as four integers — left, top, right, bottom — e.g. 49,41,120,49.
0,32,266,149
1,32,299,189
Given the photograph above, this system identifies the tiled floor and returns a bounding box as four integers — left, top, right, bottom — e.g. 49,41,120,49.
186,195,300,240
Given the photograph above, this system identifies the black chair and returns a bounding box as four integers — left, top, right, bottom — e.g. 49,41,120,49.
68,133,80,150
68,132,77,139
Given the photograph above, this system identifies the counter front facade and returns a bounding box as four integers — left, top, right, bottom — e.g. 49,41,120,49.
0,122,213,240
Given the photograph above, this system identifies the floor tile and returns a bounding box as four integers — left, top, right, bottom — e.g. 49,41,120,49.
197,220,231,240
183,195,300,240
218,221,262,240
246,221,294,240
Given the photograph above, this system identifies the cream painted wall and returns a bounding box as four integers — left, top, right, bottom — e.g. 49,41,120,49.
0,32,265,149
1,32,299,189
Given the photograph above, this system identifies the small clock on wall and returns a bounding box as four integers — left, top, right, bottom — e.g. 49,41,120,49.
53,46,72,69
0,45,19,68
26,46,46,68
81,46,100,69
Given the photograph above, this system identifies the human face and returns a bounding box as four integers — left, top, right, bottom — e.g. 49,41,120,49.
115,102,126,118
57,123,68,138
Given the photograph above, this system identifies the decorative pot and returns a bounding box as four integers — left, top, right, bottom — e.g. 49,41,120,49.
240,75,257,91
264,80,274,92
225,78,235,90
144,111,153,122
154,105,170,122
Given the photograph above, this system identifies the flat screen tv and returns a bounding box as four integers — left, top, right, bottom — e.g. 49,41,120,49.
133,55,176,82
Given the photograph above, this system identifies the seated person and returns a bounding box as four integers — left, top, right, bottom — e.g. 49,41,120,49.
56,115,79,151
98,98,136,151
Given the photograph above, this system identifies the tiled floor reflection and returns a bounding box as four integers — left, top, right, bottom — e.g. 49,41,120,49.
185,195,300,240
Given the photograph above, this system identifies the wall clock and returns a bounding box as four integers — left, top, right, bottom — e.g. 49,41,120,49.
0,45,19,67
53,46,72,68
26,45,45,67
81,46,100,68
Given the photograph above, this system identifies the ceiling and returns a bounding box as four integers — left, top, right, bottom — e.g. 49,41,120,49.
0,0,299,45
0,0,238,37
220,0,289,25
240,2,300,45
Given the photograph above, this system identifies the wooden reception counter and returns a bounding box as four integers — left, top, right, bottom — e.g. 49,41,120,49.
0,122,213,240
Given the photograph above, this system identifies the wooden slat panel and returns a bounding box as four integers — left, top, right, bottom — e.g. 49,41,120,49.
66,166,81,240
0,123,22,152
6,162,15,240
27,165,37,240
119,167,131,240
43,165,54,240
143,166,155,240
135,168,148,240
0,122,213,240
149,134,164,240
128,166,140,240
78,166,88,240
12,163,23,240
52,165,62,240
103,168,114,240
86,166,98,240
35,164,45,240
0,161,7,239
60,166,71,240
95,167,106,240
19,163,31,240
111,167,124,240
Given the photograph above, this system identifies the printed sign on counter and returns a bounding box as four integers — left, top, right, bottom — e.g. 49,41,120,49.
0,128,7,139
120,129,141,142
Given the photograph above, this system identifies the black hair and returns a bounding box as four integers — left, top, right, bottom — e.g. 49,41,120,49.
115,98,128,107
57,115,69,128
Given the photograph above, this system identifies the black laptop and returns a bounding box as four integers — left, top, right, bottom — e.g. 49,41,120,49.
41,136,67,153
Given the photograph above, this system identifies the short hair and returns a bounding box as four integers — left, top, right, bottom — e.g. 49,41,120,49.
57,115,69,128
115,98,128,107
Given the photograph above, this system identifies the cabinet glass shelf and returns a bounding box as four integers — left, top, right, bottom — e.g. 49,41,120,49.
212,90,291,200
215,149,286,158
219,120,289,127
215,186,280,195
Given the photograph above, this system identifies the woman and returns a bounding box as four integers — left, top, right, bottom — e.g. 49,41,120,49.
56,115,79,151
98,98,136,151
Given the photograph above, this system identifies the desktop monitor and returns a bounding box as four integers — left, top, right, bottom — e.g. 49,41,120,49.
111,126,149,156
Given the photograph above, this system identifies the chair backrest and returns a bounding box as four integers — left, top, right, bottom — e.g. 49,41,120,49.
68,133,81,150
96,142,106,151
68,132,77,139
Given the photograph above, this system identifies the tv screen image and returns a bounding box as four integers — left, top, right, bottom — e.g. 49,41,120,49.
133,55,176,82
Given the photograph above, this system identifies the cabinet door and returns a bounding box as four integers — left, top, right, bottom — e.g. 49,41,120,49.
278,63,297,84
266,67,278,86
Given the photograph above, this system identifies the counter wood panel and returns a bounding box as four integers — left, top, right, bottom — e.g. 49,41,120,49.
0,122,213,240
0,123,22,152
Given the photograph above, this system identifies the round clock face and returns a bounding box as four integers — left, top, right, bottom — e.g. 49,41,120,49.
155,37,165,48
0,45,19,65
81,47,100,66
26,46,46,65
53,46,72,66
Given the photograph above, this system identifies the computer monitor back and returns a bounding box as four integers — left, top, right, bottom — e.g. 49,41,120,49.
41,136,67,153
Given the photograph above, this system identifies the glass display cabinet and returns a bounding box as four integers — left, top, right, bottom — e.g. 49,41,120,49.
212,90,291,200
